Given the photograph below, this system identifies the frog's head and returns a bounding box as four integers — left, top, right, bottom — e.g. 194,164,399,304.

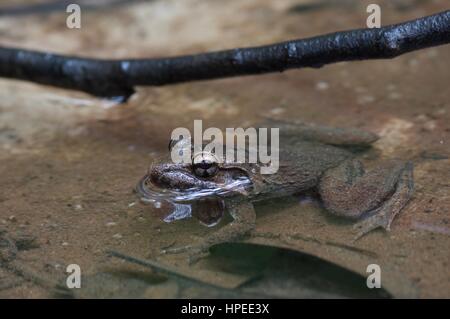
148,141,252,194
149,152,250,192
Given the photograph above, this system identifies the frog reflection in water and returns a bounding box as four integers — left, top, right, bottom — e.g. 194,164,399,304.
138,120,414,261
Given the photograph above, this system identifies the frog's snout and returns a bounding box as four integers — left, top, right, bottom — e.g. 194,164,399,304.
149,163,212,190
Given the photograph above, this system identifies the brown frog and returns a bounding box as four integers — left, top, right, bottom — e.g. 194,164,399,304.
138,120,414,260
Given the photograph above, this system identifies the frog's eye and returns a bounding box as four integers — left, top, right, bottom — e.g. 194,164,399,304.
192,152,219,178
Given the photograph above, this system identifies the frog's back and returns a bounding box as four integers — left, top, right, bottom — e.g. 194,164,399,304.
251,141,352,201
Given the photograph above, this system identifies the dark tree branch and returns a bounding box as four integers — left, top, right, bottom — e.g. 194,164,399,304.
0,10,449,101
0,0,146,17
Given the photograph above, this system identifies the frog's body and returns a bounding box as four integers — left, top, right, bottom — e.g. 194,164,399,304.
141,120,414,260
244,140,351,201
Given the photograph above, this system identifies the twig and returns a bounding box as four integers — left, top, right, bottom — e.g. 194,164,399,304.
0,10,449,101
3,261,64,292
107,250,221,289
1,229,64,292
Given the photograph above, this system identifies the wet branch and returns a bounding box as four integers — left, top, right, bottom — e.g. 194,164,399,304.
0,10,449,101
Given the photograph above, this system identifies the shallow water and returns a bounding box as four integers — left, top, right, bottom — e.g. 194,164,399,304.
135,172,251,226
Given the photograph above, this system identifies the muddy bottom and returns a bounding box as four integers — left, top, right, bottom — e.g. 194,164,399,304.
0,0,449,298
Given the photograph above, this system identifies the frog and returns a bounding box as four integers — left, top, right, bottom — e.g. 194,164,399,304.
138,119,414,261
